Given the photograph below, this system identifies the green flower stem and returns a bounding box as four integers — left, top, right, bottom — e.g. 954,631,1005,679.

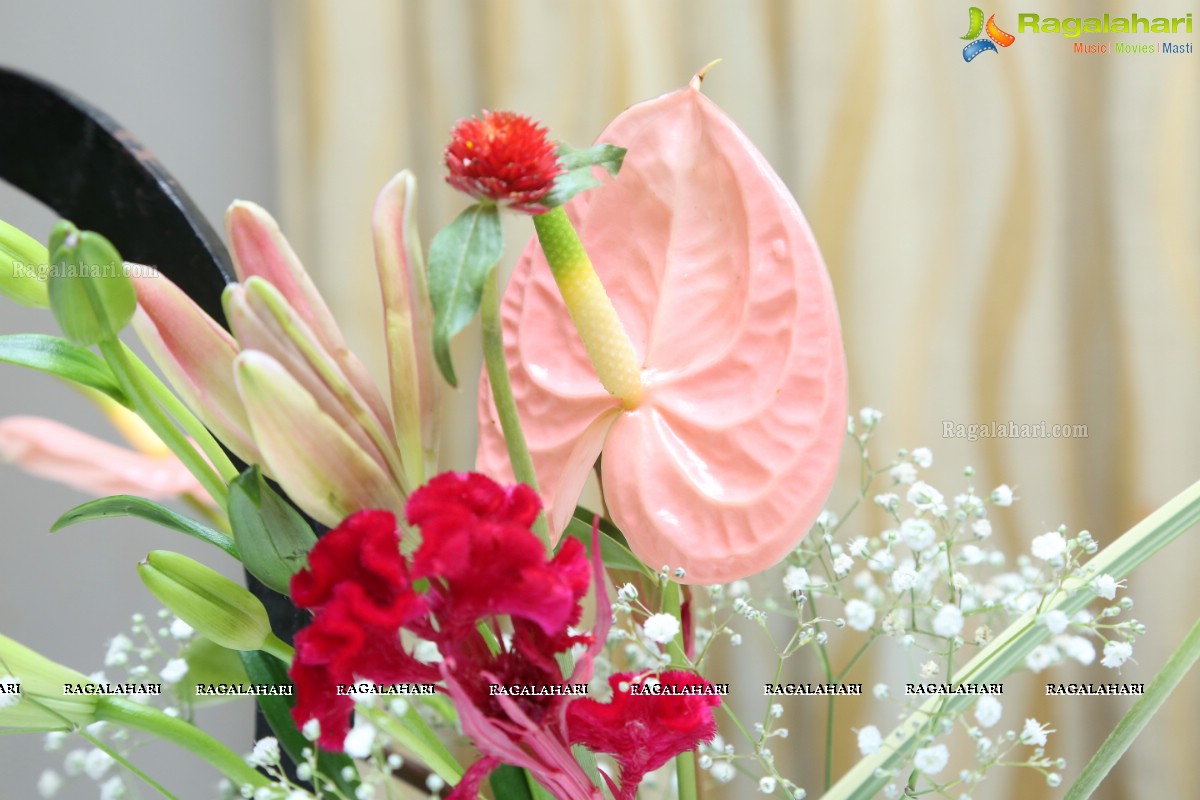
821,475,1200,800
79,729,179,799
97,337,228,507
480,266,549,545
1063,613,1200,800
661,580,698,800
94,695,269,791
124,342,239,482
532,208,643,409
260,633,294,666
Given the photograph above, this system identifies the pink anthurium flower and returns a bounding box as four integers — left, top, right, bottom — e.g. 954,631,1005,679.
478,77,847,584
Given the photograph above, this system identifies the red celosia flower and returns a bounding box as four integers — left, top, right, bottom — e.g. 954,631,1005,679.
407,472,590,639
567,671,721,800
289,510,436,749
444,110,563,214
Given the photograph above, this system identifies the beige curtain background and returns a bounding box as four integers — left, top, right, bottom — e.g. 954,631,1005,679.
272,1,1200,798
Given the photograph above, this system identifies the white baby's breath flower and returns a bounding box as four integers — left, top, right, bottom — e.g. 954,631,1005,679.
1041,610,1070,635
921,661,939,678
711,761,736,783
912,448,933,469
99,776,125,800
1020,718,1054,747
37,769,62,798
874,493,900,511
833,553,854,577
914,744,949,775
1093,574,1125,601
1025,644,1058,673
974,695,1002,728
857,725,883,755
43,732,67,752
932,605,964,638
169,618,194,640
891,568,918,593
247,737,280,768
1031,531,1067,561
990,485,1014,506
848,536,869,557
890,462,917,485
1101,640,1134,669
971,519,992,539
907,482,944,513
302,718,321,742
343,724,376,758
783,566,812,594
900,519,935,550
844,599,875,632
616,583,638,603
873,683,890,699
758,776,777,794
104,635,133,667
84,748,114,780
159,658,188,685
643,614,681,645
1058,635,1096,665
860,407,884,427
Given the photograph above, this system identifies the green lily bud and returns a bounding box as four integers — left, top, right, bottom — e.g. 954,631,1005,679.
0,633,100,730
0,218,50,308
47,221,137,346
137,551,271,652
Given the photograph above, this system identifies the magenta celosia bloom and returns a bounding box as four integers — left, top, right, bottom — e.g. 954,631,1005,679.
289,472,720,799
444,110,564,213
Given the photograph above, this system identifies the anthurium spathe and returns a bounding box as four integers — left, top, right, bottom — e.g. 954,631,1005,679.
477,77,847,584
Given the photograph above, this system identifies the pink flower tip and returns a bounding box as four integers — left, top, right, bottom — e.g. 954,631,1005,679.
444,111,563,214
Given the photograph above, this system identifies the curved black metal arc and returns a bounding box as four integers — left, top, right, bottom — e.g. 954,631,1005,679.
0,65,234,323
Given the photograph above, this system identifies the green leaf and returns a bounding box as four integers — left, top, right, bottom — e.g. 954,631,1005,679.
427,204,503,386
177,636,250,707
0,218,50,308
51,495,237,558
489,764,536,800
1063,614,1200,800
239,650,360,796
565,506,653,577
228,467,318,596
0,333,127,403
541,143,627,209
47,222,137,346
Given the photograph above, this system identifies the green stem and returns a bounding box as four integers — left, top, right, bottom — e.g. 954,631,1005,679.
660,580,698,800
124,342,239,482
480,266,548,545
1063,614,1200,800
79,729,180,799
94,696,269,790
97,337,228,506
260,633,294,666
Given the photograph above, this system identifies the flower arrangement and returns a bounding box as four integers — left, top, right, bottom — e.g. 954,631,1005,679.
1,65,1199,800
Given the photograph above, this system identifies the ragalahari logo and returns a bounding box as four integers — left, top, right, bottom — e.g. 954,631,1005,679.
962,7,1016,61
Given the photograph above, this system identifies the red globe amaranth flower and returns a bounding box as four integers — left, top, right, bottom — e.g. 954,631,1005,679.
444,111,563,213
567,672,721,800
288,510,436,749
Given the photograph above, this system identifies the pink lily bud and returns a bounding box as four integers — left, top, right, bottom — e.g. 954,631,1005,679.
233,351,406,528
372,171,440,486
130,273,259,465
